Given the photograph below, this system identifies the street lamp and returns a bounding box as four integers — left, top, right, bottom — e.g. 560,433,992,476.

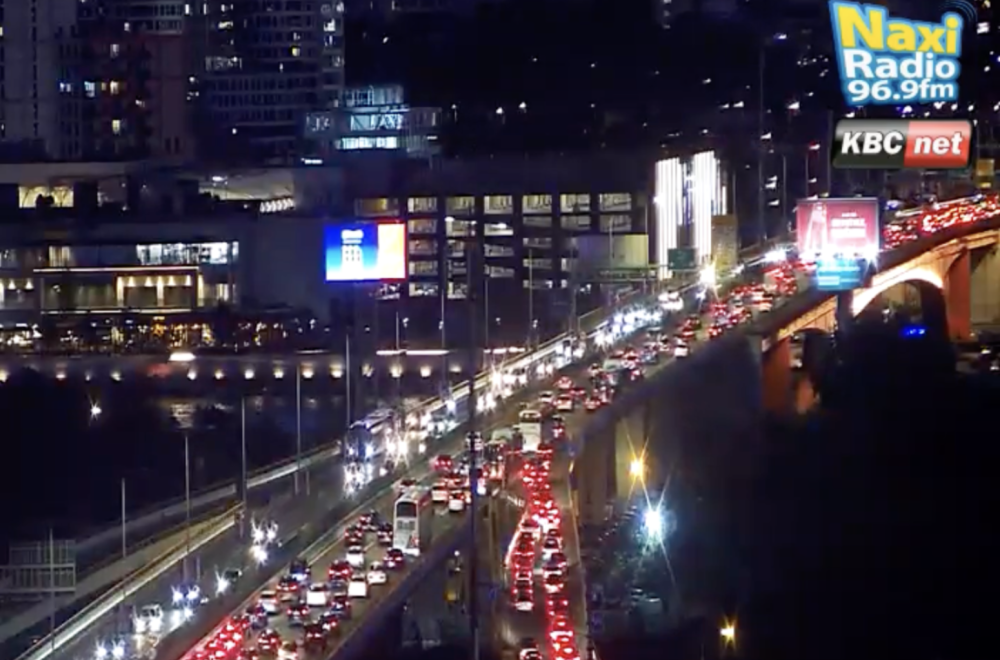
720,620,737,646
90,403,102,419
700,263,716,288
629,457,645,480
642,506,664,542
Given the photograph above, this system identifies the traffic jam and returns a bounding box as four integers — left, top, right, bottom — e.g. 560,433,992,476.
504,418,575,660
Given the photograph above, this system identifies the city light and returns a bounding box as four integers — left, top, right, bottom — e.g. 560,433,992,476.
765,248,787,263
692,151,723,264
629,458,645,479
90,403,102,418
700,263,717,288
643,506,664,542
720,620,737,646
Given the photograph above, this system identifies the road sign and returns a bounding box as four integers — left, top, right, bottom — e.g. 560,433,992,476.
666,248,697,271
583,267,657,283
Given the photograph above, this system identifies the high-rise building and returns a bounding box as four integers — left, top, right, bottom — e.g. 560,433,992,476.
0,0,80,160
192,0,346,164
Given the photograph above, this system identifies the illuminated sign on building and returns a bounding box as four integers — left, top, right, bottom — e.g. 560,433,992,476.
349,111,405,132
655,153,727,276
654,158,683,279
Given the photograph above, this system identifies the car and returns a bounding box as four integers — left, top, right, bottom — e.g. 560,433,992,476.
328,578,349,598
708,324,725,339
549,615,574,647
536,391,555,407
542,561,564,581
346,545,365,568
544,574,564,594
328,559,351,582
554,645,581,660
519,638,541,660
673,341,689,358
133,604,164,634
358,511,380,531
367,562,388,585
289,559,310,582
448,491,466,512
584,396,601,412
305,583,329,608
546,595,570,616
276,577,300,601
556,376,573,390
550,551,568,569
327,595,352,620
318,611,341,633
303,623,328,647
258,590,279,615
433,454,454,472
383,548,405,570
257,630,281,653
519,518,541,540
513,590,534,612
376,523,393,546
348,573,369,598
277,641,298,660
285,602,310,626
555,396,574,412
431,481,449,503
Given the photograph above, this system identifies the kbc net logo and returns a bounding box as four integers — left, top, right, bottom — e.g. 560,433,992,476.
829,1,963,106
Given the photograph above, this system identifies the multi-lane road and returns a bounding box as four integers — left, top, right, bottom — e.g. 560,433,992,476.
39,259,790,660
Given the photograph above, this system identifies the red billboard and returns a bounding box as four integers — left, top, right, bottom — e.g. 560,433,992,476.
796,197,880,258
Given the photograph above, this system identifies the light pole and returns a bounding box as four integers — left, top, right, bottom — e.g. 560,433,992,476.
295,362,308,496
240,397,248,538
527,249,535,348
183,432,191,582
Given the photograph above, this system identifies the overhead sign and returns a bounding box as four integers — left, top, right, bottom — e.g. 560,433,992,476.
324,221,407,282
815,256,866,291
796,197,879,259
666,247,697,271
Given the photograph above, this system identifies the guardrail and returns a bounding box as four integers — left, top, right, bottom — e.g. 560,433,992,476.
19,505,242,660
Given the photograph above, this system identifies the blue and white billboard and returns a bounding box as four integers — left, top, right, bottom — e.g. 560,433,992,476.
324,222,407,282
815,256,865,291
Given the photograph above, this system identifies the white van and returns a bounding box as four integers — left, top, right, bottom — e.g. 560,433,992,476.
305,583,329,608
348,574,369,598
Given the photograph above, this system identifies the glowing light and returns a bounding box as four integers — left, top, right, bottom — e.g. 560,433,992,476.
420,365,432,378
111,371,122,382
655,157,682,279
643,507,663,541
244,368,255,380
302,366,315,379
700,263,717,288
851,265,944,315
90,404,102,418
274,367,285,379
629,458,644,479
720,621,736,645
169,351,196,363
187,369,197,380
214,369,225,380
765,248,786,263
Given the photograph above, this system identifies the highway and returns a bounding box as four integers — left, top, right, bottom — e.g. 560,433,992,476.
37,255,791,660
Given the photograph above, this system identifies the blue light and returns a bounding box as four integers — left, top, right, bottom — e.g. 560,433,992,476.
901,325,927,338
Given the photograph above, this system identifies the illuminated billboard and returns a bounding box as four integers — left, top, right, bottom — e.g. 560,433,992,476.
796,197,879,260
324,222,407,282
815,256,867,291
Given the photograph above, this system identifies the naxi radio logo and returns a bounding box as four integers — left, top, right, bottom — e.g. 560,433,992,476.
829,1,973,106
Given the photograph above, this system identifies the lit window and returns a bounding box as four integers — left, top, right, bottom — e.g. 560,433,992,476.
84,82,96,98
110,43,120,58
291,46,301,57
109,81,120,95
112,120,122,135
